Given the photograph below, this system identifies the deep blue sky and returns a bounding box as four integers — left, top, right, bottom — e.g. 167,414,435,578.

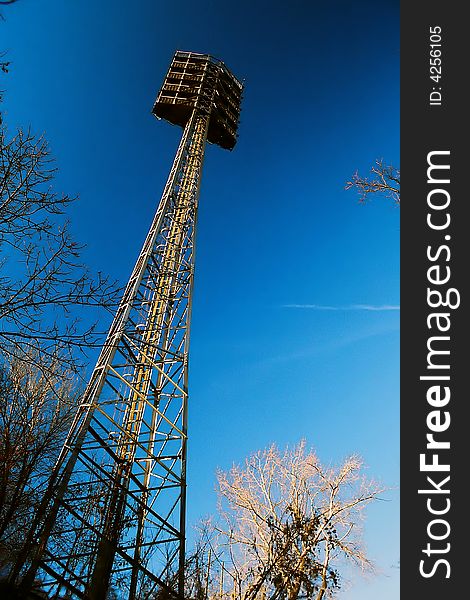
2,1,399,598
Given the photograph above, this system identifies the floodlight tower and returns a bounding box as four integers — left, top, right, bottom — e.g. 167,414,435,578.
11,51,242,600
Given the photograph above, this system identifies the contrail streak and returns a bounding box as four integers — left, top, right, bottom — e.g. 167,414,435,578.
282,303,400,311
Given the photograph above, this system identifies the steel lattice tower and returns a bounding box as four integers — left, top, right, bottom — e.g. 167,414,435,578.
10,51,242,600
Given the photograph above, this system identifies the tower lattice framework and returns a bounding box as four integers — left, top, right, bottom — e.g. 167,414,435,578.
10,51,242,600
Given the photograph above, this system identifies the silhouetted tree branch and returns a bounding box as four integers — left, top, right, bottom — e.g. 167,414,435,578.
0,0,19,25
0,126,120,375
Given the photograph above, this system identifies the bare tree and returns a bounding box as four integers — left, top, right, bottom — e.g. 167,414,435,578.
0,351,79,571
0,126,119,374
345,159,400,205
189,441,383,600
1,16,119,374
149,542,209,600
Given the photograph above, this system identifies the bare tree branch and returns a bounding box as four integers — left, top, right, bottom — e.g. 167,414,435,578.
0,351,80,570
345,159,400,205
0,126,120,375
